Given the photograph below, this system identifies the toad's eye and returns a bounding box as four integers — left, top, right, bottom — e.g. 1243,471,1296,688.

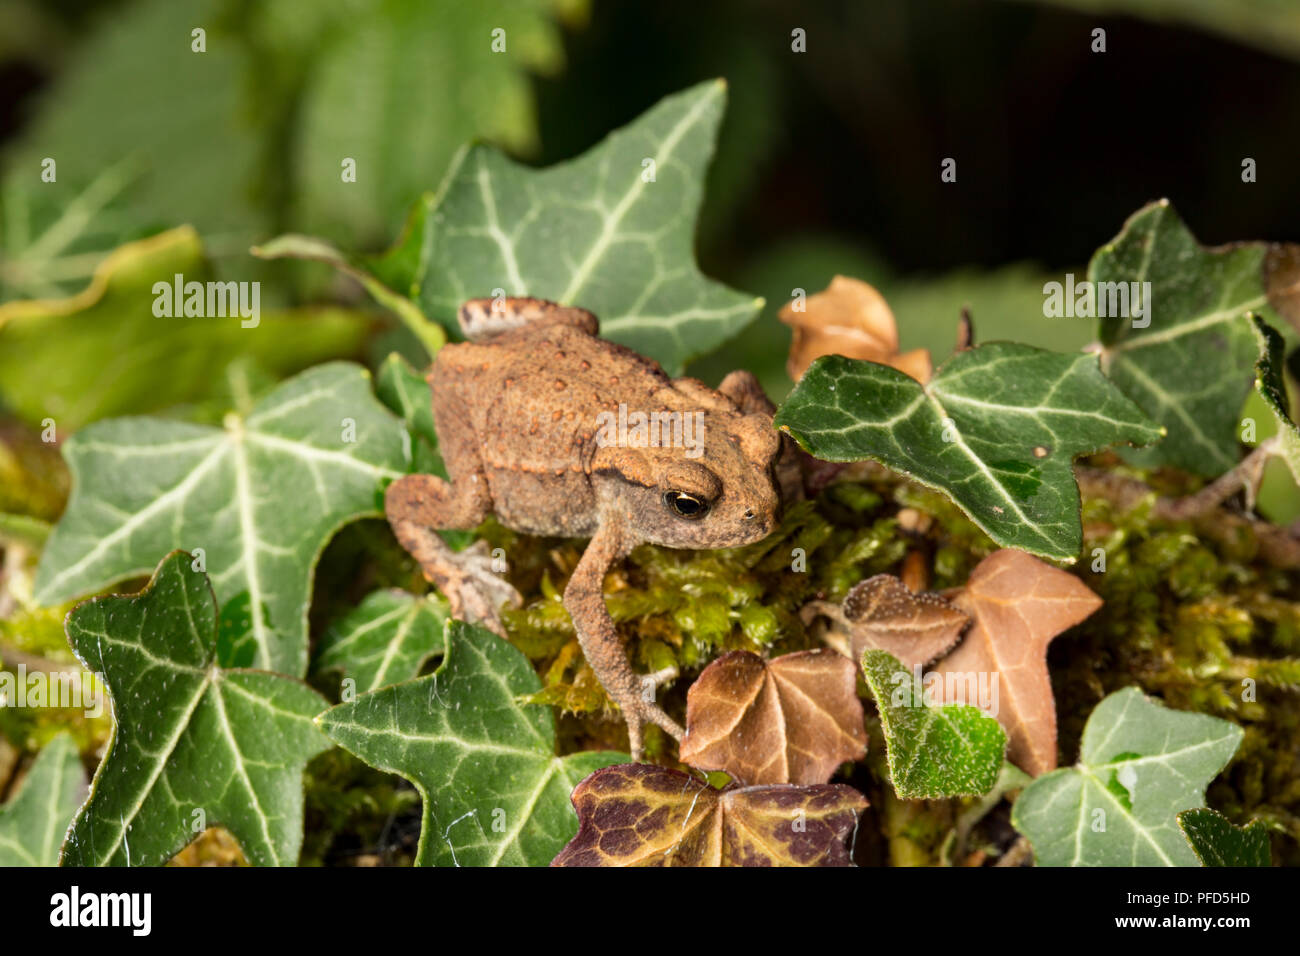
663,490,709,519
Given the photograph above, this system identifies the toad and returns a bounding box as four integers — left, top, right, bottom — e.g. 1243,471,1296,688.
385,297,786,759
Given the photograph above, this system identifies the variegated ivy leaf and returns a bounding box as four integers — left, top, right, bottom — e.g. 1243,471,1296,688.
860,649,1007,799
317,620,626,867
1250,315,1300,484
774,346,1162,561
0,733,87,866
34,362,410,676
313,589,449,693
1092,201,1293,476
1011,687,1243,867
61,552,331,867
258,81,762,375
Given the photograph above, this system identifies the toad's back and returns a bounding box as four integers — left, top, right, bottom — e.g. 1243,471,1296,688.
429,322,670,537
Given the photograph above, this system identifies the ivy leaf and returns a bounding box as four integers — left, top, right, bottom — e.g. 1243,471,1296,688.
0,733,86,866
1091,201,1282,476
860,649,1007,799
1177,808,1271,867
61,552,332,867
552,764,867,867
260,81,763,375
34,362,410,676
807,573,970,669
376,353,437,450
317,620,626,867
375,351,441,474
1250,315,1300,484
1011,687,1244,866
937,549,1103,777
290,0,571,244
0,0,265,295
0,227,370,430
312,589,449,694
678,649,867,786
775,347,1162,561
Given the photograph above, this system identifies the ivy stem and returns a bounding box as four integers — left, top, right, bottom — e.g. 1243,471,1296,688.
1158,438,1279,520
1076,438,1300,568
994,836,1032,867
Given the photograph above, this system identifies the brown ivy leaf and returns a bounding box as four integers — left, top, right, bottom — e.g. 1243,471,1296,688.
551,764,866,867
803,574,970,670
780,275,932,382
678,649,867,785
933,549,1102,777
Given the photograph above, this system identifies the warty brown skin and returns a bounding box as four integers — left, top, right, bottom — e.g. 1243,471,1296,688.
384,297,784,759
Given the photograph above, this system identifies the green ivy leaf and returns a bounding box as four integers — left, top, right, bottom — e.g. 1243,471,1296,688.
0,227,370,430
1249,314,1300,484
1092,201,1277,476
375,351,441,472
34,362,411,676
313,589,449,693
290,0,571,244
260,81,763,374
0,733,86,866
1012,687,1243,866
1177,808,1271,867
860,649,1007,799
61,552,332,866
0,0,265,298
317,620,627,866
775,347,1162,561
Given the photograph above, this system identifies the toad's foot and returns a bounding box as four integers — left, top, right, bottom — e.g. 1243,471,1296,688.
614,688,685,764
442,539,523,625
394,524,521,636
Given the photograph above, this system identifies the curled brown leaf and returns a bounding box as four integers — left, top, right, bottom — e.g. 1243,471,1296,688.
679,649,867,785
779,275,932,382
551,764,867,867
804,574,969,670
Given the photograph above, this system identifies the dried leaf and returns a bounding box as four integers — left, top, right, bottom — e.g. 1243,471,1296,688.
678,649,866,785
552,764,866,867
839,574,969,669
934,549,1102,776
780,276,931,383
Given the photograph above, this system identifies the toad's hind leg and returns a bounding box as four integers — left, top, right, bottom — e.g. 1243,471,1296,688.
385,472,522,634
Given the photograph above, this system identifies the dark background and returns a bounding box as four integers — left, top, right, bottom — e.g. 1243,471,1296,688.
5,0,1297,273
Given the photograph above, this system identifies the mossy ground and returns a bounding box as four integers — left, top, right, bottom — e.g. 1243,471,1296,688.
4,457,1297,866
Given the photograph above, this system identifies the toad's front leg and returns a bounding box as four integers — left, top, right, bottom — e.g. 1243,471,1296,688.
564,523,684,760
385,472,522,634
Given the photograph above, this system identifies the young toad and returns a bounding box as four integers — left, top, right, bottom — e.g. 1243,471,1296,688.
385,297,785,758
